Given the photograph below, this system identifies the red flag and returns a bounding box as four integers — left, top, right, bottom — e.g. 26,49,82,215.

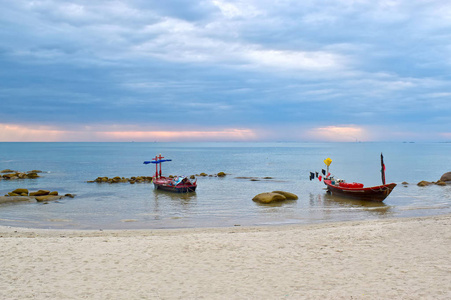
318,175,322,181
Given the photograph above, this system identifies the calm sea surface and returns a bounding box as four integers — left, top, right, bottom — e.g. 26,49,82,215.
0,142,450,230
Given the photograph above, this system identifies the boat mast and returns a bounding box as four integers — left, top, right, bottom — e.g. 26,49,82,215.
152,154,165,178
381,153,386,185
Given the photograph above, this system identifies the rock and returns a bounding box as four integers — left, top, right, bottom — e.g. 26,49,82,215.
2,173,18,179
35,195,62,202
27,170,43,173
417,181,432,187
12,188,29,195
8,192,19,196
190,175,195,179
1,169,16,173
49,191,58,195
402,182,409,185
64,194,75,198
26,172,40,178
439,172,451,182
30,190,50,196
0,196,33,204
435,181,447,186
252,192,287,204
217,172,226,177
272,191,298,200
199,173,208,177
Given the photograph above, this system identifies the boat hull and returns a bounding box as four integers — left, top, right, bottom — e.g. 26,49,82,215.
152,177,197,193
153,183,197,193
324,180,396,202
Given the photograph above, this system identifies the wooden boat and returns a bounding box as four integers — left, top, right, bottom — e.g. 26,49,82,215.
144,154,197,193
324,179,396,202
320,153,396,202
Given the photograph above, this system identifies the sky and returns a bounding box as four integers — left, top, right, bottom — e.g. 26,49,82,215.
1,0,450,142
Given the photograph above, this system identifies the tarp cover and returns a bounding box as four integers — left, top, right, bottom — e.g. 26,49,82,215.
143,159,172,164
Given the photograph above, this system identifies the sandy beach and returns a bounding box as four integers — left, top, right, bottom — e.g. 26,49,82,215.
1,215,450,299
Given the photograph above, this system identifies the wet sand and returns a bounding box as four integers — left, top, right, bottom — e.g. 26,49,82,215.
1,214,450,299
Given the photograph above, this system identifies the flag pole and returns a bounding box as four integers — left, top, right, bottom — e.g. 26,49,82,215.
381,153,386,185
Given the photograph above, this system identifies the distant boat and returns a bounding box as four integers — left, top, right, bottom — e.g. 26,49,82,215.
144,154,197,193
321,153,396,202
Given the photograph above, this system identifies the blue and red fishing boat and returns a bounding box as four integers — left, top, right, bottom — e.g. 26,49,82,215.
144,154,197,193
321,154,396,202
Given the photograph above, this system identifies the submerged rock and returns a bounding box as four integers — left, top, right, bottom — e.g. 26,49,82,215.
0,196,34,204
2,190,75,204
12,188,29,195
91,176,153,184
27,172,40,178
1,171,40,179
27,170,43,173
30,190,50,196
35,195,63,202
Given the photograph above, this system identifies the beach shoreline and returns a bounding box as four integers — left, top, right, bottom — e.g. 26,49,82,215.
1,214,450,299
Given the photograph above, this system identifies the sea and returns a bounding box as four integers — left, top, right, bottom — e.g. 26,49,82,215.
0,142,450,230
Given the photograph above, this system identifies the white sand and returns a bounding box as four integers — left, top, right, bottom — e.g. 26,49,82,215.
1,215,450,299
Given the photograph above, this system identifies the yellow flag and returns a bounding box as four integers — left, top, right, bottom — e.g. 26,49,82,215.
324,158,332,166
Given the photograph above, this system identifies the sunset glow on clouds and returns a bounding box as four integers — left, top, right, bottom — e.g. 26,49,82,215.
0,124,257,142
304,126,368,142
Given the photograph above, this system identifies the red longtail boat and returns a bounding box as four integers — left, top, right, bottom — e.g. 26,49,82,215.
144,154,197,193
324,180,396,202
322,153,396,202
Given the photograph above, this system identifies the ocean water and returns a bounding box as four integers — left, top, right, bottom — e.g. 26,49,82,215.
0,142,450,230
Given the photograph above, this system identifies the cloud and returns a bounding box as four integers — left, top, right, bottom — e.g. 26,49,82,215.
1,0,450,141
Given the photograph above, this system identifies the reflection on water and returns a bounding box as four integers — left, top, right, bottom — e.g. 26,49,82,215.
253,199,298,208
322,193,392,216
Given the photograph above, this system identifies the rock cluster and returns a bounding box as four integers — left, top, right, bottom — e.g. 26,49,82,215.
2,189,75,203
252,191,298,204
236,176,274,181
417,172,450,186
417,180,448,186
1,169,42,180
88,176,153,184
196,172,227,177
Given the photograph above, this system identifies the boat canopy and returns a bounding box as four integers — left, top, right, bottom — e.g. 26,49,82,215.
143,159,172,164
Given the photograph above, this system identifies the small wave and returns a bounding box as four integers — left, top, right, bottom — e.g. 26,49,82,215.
47,218,71,222
399,205,450,211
